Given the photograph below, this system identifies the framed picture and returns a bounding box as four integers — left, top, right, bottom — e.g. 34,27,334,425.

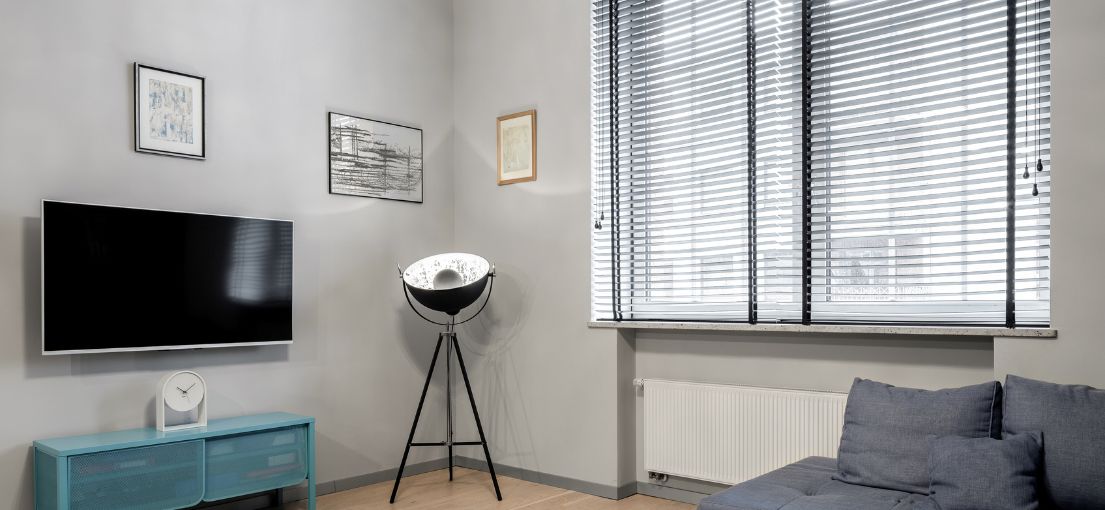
134,63,205,159
497,109,537,185
329,112,424,203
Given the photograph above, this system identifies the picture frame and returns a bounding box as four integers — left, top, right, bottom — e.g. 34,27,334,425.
134,63,206,159
497,109,537,185
328,112,424,204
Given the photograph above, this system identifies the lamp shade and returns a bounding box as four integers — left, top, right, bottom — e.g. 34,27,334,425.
402,253,491,315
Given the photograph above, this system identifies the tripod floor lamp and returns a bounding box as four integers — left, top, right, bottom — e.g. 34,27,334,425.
390,253,502,503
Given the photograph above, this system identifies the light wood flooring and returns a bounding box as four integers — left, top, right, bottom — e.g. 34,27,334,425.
281,467,694,510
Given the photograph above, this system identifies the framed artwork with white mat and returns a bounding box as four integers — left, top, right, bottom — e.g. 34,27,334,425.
134,63,205,159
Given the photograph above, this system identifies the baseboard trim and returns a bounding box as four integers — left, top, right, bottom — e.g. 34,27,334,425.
280,457,451,503
645,474,729,497
281,457,715,507
454,456,633,501
635,482,711,505
617,480,638,499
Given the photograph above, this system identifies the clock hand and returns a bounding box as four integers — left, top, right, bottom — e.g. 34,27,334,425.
185,383,196,392
177,386,186,393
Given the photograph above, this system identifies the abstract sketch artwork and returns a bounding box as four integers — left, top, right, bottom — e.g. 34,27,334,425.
147,79,194,143
502,124,531,174
329,112,424,203
134,63,205,159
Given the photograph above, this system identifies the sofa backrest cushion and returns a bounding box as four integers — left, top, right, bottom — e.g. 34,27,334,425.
928,432,1042,510
834,378,1002,494
1003,375,1105,510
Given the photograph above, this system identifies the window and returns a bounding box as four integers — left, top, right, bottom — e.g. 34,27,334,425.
591,0,1050,327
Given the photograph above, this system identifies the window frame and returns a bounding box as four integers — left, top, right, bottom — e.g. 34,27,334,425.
590,0,1051,332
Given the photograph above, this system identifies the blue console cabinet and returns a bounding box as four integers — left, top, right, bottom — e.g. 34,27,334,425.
33,412,316,510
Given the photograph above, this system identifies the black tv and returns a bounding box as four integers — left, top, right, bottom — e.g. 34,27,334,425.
42,200,293,354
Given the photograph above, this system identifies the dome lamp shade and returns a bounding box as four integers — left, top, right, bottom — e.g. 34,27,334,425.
402,253,492,315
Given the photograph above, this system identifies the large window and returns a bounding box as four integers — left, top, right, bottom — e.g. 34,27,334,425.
591,0,1050,327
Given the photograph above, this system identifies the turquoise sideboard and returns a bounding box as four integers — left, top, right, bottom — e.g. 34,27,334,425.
33,412,316,510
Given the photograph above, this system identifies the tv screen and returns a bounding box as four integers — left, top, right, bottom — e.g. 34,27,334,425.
42,201,293,354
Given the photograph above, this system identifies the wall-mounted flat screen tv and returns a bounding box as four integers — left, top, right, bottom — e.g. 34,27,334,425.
42,200,293,354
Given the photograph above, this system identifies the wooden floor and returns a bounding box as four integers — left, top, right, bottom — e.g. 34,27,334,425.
281,467,694,510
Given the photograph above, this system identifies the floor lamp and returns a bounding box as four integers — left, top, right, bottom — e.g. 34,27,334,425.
390,253,502,503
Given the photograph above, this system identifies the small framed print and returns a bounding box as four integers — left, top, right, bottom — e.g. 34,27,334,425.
497,109,536,185
134,63,205,159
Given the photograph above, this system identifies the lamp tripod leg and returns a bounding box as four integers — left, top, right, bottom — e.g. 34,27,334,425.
451,333,503,501
389,333,446,504
446,336,454,482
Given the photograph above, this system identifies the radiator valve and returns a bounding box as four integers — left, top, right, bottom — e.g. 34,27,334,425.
648,471,669,483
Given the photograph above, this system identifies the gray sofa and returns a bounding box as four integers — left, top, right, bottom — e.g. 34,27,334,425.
698,375,1105,510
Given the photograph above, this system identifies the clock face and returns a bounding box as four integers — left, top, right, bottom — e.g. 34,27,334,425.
163,371,205,412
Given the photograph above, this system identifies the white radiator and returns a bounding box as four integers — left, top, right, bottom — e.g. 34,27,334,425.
640,379,847,485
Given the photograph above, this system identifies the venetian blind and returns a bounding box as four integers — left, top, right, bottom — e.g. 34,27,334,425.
592,0,755,321
808,0,1050,325
592,0,1050,327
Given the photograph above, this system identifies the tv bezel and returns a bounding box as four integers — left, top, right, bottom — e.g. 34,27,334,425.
41,199,294,355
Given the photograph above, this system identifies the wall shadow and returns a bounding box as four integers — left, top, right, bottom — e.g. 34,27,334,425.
395,291,450,381
23,216,71,379
451,267,540,473
456,266,530,359
8,446,33,510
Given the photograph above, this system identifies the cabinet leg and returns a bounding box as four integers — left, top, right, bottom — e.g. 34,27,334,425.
307,422,317,510
57,455,69,510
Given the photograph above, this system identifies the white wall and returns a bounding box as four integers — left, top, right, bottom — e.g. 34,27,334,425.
636,333,994,394
451,0,626,490
993,0,1105,387
0,1,455,508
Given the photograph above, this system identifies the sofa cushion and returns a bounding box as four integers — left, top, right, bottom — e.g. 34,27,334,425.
698,457,938,510
1003,375,1105,510
928,432,1042,510
833,378,1002,494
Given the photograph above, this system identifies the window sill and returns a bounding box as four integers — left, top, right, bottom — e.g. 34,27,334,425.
588,320,1057,338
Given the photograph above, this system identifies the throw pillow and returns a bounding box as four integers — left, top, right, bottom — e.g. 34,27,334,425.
928,432,1041,510
833,378,1002,494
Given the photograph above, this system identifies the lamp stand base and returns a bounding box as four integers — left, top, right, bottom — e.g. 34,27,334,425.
389,328,502,503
